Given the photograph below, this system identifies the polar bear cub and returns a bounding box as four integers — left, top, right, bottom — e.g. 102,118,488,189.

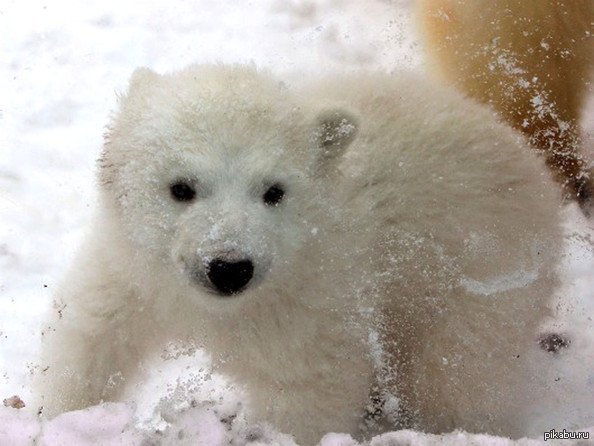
37,65,563,445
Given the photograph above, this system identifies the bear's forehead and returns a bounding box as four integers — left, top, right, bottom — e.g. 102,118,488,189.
113,67,314,173
128,92,306,152
168,138,296,166
122,102,311,165
119,125,309,183
131,116,306,161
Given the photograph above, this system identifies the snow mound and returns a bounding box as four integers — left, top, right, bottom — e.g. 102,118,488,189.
3,402,589,446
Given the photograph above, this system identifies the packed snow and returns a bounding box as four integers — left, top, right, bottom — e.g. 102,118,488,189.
1,0,593,444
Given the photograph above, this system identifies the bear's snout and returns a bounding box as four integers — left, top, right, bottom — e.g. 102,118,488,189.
207,258,254,296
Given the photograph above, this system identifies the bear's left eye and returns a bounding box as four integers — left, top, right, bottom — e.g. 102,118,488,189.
170,181,196,202
263,184,285,206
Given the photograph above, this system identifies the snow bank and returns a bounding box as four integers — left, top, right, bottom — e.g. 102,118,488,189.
4,402,589,446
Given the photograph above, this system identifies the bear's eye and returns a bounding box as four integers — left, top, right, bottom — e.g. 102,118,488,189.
170,181,196,202
263,184,285,206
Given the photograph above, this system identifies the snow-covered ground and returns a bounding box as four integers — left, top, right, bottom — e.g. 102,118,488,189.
1,0,593,444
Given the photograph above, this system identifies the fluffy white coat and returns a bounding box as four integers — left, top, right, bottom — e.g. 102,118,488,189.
37,65,563,445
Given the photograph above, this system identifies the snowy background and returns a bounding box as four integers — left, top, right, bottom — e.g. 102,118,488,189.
1,0,594,444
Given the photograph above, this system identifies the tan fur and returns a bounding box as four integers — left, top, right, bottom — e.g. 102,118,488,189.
416,0,594,210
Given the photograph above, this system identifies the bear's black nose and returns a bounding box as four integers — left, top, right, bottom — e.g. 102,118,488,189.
207,259,254,295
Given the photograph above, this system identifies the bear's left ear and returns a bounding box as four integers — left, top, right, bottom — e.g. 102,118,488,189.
313,108,359,166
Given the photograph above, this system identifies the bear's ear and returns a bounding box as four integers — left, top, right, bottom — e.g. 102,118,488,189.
127,67,160,96
313,108,359,166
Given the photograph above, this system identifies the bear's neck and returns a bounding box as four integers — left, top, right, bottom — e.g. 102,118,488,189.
200,288,374,439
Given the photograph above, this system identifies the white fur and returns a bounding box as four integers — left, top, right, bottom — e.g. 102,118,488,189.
36,65,563,445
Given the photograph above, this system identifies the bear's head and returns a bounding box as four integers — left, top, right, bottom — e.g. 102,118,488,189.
99,65,358,304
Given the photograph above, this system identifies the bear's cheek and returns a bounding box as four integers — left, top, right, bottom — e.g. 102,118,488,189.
114,188,178,258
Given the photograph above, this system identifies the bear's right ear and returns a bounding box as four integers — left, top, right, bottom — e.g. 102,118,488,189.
127,67,160,96
97,68,160,188
313,108,359,168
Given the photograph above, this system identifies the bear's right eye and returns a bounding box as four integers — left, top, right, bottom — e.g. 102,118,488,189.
263,184,285,206
170,181,196,202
